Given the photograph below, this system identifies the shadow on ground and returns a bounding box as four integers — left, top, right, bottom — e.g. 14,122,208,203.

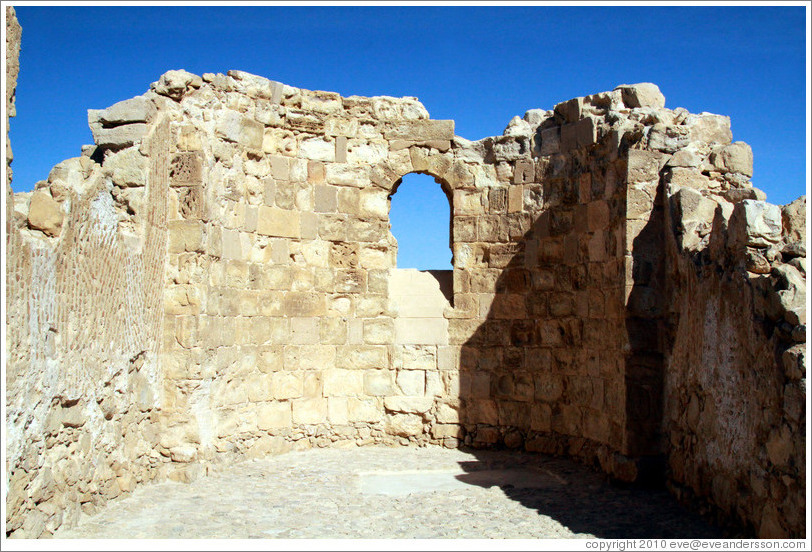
454,449,726,539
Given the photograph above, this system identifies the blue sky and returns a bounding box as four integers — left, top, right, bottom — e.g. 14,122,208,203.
6,4,809,269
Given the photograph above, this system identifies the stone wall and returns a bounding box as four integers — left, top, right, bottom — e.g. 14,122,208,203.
4,56,805,537
663,191,806,536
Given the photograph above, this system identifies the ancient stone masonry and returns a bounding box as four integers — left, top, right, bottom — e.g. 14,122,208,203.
4,30,806,538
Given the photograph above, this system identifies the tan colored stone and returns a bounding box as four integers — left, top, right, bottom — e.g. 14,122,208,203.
27,192,63,236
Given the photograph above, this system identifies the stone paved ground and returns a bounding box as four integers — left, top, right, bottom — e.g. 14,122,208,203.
54,446,724,539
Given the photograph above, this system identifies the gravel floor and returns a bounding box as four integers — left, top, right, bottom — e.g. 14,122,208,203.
53,445,723,540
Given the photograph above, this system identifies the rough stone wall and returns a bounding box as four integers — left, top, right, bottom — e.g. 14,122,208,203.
4,59,805,538
663,191,806,536
5,120,170,536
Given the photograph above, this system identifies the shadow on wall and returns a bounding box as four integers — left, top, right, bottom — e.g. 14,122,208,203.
449,145,672,526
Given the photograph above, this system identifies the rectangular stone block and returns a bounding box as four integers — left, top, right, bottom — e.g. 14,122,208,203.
292,398,327,425
347,398,382,423
272,371,303,400
257,206,300,238
575,117,596,148
335,136,348,163
257,402,292,431
290,317,320,344
323,369,365,397
627,149,665,183
383,120,454,141
283,345,335,370
539,126,560,155
285,293,326,317
336,346,389,370
508,186,523,213
514,159,535,184
364,369,394,395
327,397,349,425
560,123,577,152
364,318,394,344
394,318,449,345
168,220,204,253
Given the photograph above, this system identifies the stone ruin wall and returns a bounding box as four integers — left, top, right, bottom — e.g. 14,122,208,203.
4,10,806,538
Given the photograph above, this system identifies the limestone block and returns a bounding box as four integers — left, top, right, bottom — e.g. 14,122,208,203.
709,142,753,177
575,117,596,148
256,206,300,238
387,413,424,437
92,123,148,150
364,318,394,344
627,186,655,220
323,369,364,397
728,200,782,248
627,149,665,183
437,346,457,371
364,370,394,396
539,126,560,156
666,146,706,168
292,398,327,425
615,83,665,109
665,167,713,190
337,346,388,370
299,137,335,162
397,370,425,396
588,200,611,231
284,345,335,371
554,97,583,124
151,69,201,100
27,192,63,236
324,118,359,137
347,398,382,423
782,195,806,243
432,424,462,439
262,128,297,156
359,189,389,219
384,396,434,414
327,398,349,425
394,318,449,345
164,286,202,316
272,371,303,400
97,95,156,125
105,147,147,187
647,124,690,153
560,123,577,152
384,120,454,141
435,402,459,423
683,112,732,145
215,111,264,149
325,163,370,188
290,317,320,344
168,220,204,253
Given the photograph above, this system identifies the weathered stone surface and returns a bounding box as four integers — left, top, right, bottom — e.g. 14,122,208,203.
151,69,201,101
97,95,157,125
781,195,806,243
728,200,782,248
92,123,149,149
709,142,753,177
27,191,63,236
216,111,263,149
6,58,804,541
615,83,666,109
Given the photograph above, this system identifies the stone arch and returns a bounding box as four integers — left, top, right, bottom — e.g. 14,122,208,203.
387,168,456,305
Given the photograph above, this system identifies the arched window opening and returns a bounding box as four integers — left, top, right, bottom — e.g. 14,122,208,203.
388,172,453,304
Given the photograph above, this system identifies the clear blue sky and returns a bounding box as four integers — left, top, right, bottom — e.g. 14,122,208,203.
7,4,809,269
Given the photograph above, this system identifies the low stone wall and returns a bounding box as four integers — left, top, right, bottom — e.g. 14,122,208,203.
4,46,805,537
